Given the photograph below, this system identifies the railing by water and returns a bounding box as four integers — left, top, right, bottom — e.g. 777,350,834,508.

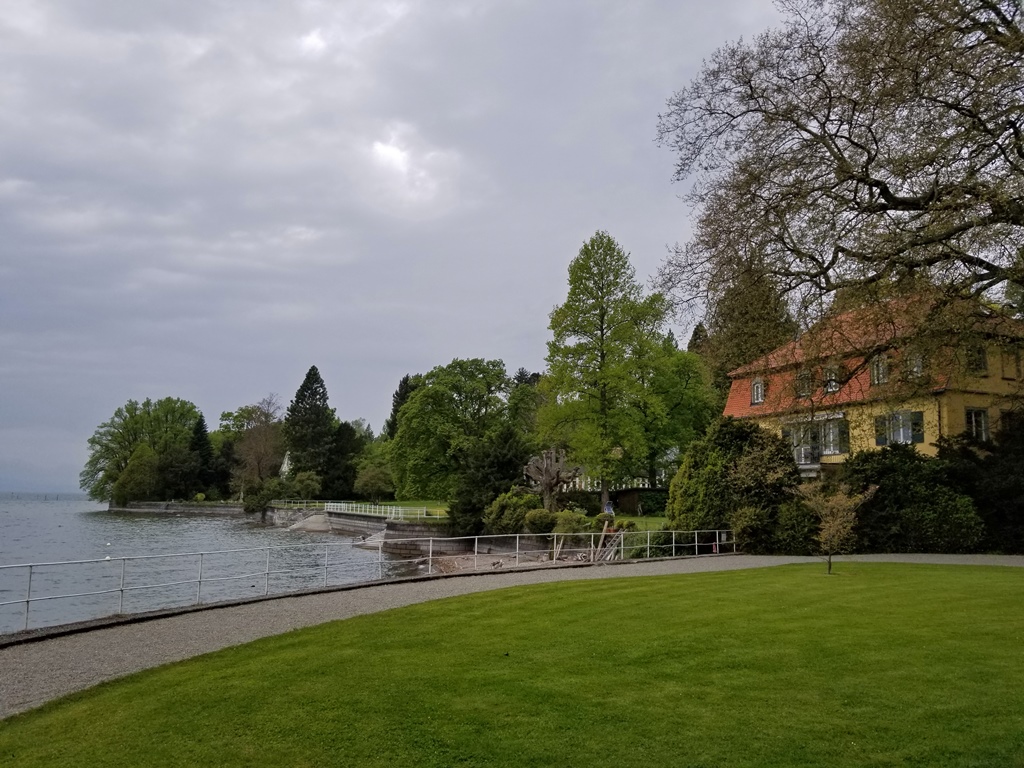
0,530,733,635
272,500,436,520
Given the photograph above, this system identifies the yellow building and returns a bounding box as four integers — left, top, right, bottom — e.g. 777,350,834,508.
723,303,1024,474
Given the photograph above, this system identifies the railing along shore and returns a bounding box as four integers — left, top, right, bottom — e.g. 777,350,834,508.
272,500,435,520
0,530,734,635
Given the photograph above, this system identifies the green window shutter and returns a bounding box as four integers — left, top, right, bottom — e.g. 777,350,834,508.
911,411,925,444
874,416,888,447
838,420,850,453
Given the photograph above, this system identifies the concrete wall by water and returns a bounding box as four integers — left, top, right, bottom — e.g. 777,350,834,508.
109,501,245,516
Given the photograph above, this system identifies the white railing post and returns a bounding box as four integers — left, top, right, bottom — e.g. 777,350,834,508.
324,544,329,587
694,531,699,556
118,558,126,614
196,553,204,604
428,538,433,575
24,564,33,631
378,541,383,580
474,536,479,571
646,530,651,559
265,548,271,595
672,530,676,557
516,535,520,567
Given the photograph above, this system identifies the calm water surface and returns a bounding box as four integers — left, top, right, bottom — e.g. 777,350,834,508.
0,494,408,633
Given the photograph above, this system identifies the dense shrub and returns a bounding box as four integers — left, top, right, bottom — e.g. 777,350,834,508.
553,510,591,533
483,490,541,535
841,444,983,553
772,499,817,556
242,478,288,519
937,428,1024,553
729,506,775,555
524,508,557,534
666,418,800,531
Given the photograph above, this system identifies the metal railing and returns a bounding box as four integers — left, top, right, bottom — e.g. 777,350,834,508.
0,530,733,634
394,529,736,573
322,501,434,520
0,541,376,634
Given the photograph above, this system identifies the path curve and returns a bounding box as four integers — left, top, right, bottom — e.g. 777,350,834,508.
2,553,1021,719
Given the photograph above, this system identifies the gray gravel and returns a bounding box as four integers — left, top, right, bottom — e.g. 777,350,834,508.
2,553,1021,719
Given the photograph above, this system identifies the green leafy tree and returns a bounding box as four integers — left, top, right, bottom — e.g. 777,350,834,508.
624,334,717,486
111,443,160,507
354,442,395,503
221,394,285,498
284,366,337,478
292,471,322,501
541,231,669,507
390,358,510,500
81,397,200,501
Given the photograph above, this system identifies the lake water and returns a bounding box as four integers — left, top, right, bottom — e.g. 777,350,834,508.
0,494,412,634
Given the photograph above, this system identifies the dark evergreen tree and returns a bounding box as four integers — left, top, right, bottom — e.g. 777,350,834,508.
188,413,215,495
321,421,371,499
284,366,337,477
702,270,798,400
512,368,541,387
382,373,421,440
686,323,708,354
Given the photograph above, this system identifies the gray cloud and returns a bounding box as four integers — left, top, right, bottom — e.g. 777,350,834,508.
0,0,778,491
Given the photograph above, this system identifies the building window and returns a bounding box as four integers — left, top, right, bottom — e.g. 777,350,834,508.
869,355,889,386
821,419,850,456
966,344,988,375
750,378,765,405
874,411,925,446
965,408,990,441
782,419,849,464
904,348,925,379
795,370,813,397
823,366,841,393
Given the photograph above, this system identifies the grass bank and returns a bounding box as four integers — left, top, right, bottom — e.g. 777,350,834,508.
1,563,1021,766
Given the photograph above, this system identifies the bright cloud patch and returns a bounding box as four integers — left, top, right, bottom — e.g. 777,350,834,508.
299,28,327,56
364,125,462,216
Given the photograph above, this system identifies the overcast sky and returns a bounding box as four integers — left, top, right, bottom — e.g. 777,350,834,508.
0,1,779,492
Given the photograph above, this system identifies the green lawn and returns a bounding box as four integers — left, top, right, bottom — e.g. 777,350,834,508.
384,498,448,515
617,514,667,530
2,563,1023,766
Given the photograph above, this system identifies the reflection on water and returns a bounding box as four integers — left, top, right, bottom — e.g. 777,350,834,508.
0,495,416,633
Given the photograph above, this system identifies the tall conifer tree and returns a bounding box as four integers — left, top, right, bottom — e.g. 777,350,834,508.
284,366,336,478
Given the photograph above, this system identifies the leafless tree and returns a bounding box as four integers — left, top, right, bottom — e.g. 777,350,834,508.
658,0,1024,327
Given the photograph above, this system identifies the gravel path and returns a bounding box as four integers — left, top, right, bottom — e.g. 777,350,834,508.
2,553,1021,719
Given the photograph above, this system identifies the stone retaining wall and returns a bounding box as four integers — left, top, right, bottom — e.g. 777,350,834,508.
109,501,245,516
326,511,388,537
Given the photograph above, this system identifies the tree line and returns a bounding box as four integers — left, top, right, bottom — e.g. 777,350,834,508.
80,230,721,531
